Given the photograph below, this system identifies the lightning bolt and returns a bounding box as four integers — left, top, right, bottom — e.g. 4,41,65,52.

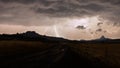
53,25,60,37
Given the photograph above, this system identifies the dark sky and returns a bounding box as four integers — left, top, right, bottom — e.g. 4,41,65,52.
0,0,120,40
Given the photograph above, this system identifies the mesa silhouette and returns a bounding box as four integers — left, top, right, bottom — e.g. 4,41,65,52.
0,31,70,42
0,31,119,43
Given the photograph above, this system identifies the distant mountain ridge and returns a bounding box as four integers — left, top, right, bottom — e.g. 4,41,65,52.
22,31,40,38
88,35,120,43
0,31,69,42
94,35,111,41
0,31,119,43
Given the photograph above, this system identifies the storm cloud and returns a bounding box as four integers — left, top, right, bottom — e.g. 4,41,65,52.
0,0,120,26
76,25,86,30
96,28,102,32
97,22,103,26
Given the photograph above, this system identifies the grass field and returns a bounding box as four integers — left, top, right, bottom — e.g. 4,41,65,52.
0,41,56,56
0,40,119,68
0,40,67,68
69,42,120,67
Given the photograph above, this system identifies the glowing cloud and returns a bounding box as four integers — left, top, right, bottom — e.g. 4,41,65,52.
67,16,100,29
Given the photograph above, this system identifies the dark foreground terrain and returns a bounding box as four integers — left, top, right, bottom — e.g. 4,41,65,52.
0,41,113,68
0,31,119,68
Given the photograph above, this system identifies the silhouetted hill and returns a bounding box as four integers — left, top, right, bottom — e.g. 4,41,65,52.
97,35,110,40
22,31,40,38
0,31,69,42
89,35,120,43
0,31,119,43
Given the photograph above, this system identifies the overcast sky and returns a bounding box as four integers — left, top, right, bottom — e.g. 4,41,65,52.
0,0,120,40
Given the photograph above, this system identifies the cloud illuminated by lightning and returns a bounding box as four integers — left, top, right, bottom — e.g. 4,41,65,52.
43,27,49,35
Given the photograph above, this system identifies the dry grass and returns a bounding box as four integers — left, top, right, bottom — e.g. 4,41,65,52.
69,43,120,66
0,41,54,56
0,40,120,67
